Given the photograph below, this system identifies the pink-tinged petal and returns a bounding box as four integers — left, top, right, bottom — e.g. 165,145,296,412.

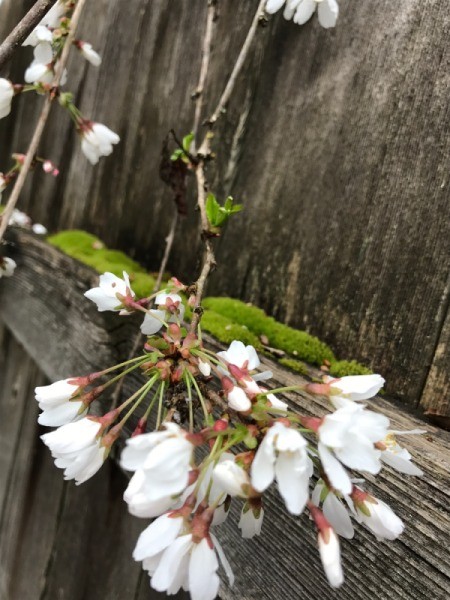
317,0,339,28
227,386,251,412
318,443,352,495
318,529,344,588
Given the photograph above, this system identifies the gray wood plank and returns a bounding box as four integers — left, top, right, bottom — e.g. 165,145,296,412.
1,231,450,599
0,0,449,410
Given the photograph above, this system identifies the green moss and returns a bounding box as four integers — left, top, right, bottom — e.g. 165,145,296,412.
201,310,262,348
279,357,309,376
48,230,156,296
49,230,372,378
329,359,372,378
203,297,335,367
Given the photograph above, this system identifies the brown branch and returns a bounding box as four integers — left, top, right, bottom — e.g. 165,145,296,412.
0,0,58,72
191,0,217,153
190,0,265,334
0,0,87,244
190,162,216,334
202,0,266,135
154,211,179,293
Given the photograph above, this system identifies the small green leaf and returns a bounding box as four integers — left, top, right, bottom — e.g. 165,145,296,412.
182,132,194,152
170,148,184,161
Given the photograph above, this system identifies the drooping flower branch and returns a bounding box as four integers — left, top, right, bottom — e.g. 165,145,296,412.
19,2,426,600
0,0,119,256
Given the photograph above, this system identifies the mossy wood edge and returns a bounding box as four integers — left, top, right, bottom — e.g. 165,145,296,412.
1,228,450,599
47,229,372,379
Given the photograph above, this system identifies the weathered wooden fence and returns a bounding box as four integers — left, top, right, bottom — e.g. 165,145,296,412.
1,230,450,600
0,0,450,598
0,0,449,419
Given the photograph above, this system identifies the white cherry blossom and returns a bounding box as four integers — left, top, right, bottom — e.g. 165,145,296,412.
318,403,390,494
84,271,134,312
0,256,16,278
239,503,264,538
212,459,250,498
121,423,194,516
35,378,85,426
25,42,54,84
0,78,14,120
141,293,185,335
149,535,220,600
217,340,260,371
227,384,252,412
9,208,31,228
327,374,385,408
380,430,424,476
251,421,311,514
32,223,48,235
266,0,339,29
78,42,102,67
80,122,120,165
198,359,211,377
318,527,343,588
353,492,404,540
41,417,104,484
23,24,53,47
312,480,354,539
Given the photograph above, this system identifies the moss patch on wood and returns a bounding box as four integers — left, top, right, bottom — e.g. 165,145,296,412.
48,230,156,297
48,230,371,377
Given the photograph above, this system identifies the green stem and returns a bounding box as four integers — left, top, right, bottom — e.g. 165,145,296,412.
116,376,158,428
185,371,194,433
155,381,166,429
186,370,209,423
101,358,149,391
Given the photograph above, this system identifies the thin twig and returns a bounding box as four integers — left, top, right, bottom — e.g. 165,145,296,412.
154,211,179,293
0,0,58,72
190,163,216,334
190,0,265,333
0,0,87,244
191,0,217,152
198,0,266,155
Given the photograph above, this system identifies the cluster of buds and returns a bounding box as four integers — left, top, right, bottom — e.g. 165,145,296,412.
34,270,424,599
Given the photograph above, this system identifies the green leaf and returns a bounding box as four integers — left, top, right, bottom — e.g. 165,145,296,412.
205,194,244,229
170,148,184,161
206,193,220,226
182,132,194,152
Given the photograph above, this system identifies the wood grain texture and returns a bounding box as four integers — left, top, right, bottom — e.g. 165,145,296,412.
0,323,187,600
0,0,449,413
1,230,449,599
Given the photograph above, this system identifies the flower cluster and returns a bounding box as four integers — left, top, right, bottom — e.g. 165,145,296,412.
266,0,339,29
0,2,119,165
34,272,423,599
